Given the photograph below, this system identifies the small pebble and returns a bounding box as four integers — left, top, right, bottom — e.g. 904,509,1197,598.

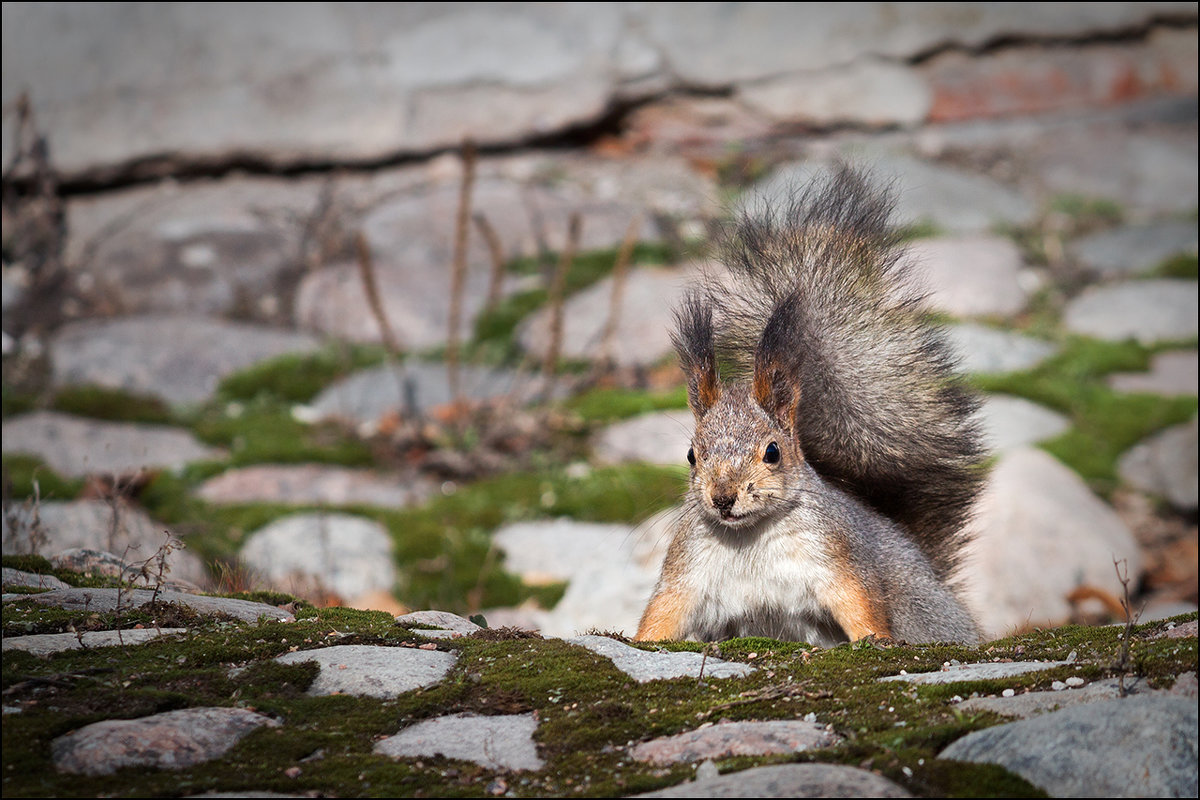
1065,677,1086,687
1002,689,1016,698
1051,681,1067,691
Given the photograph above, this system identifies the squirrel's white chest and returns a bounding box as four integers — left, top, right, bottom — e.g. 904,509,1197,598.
678,515,846,646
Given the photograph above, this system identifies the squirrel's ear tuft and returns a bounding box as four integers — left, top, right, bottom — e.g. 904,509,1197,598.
753,296,804,433
672,291,721,418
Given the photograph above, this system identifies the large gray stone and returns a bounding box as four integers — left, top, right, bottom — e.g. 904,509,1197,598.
1117,416,1198,510
2,628,187,656
944,323,1057,375
1063,279,1199,344
1,4,623,174
961,447,1142,638
1,568,69,592
239,513,395,603
51,707,279,776
939,695,1197,798
374,713,543,771
738,60,930,127
196,464,432,508
592,410,694,467
63,177,324,322
978,394,1070,453
569,635,755,683
1,499,207,587
1,411,221,477
275,644,457,698
631,720,840,765
1108,349,1198,396
1070,220,1198,276
636,763,911,798
640,4,1192,86
49,315,321,407
518,264,708,368
8,587,295,623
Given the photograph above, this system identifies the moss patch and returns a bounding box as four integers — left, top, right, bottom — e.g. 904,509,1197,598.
49,385,173,425
564,386,689,424
216,344,390,405
4,573,1191,799
971,337,1198,491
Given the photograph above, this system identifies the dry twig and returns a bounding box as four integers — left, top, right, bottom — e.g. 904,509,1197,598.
447,139,478,404
542,212,581,378
474,212,507,313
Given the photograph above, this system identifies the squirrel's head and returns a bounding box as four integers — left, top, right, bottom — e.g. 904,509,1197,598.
675,293,808,529
687,384,806,529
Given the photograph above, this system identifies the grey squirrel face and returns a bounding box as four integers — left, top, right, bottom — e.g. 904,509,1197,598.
688,384,806,529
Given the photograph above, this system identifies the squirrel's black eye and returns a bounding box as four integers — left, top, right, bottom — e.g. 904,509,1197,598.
687,447,696,466
763,441,781,464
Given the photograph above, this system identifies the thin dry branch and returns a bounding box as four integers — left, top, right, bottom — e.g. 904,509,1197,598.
474,212,507,313
542,212,582,377
355,230,413,417
597,215,641,369
447,139,478,403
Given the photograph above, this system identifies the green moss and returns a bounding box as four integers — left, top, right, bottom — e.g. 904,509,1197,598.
375,463,685,613
2,383,37,418
49,384,173,424
217,344,389,404
565,385,689,423
1152,252,1199,280
1,580,1194,798
896,220,942,242
189,401,374,468
1047,194,1124,227
1,454,84,502
971,337,1198,490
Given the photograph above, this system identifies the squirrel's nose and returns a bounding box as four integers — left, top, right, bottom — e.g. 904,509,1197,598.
710,492,737,513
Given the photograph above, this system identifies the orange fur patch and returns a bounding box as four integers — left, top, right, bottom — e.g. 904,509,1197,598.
827,571,891,641
635,588,691,641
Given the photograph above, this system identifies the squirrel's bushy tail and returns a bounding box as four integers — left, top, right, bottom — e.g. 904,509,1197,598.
706,163,986,580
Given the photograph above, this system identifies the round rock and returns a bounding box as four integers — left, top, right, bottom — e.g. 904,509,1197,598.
961,447,1142,638
51,707,279,776
239,513,395,603
939,695,1197,798
636,763,911,798
374,712,543,771
568,635,754,683
1117,416,1198,510
1,412,221,478
49,315,320,407
1063,279,1198,345
1069,220,1198,276
904,235,1028,317
275,644,458,698
631,720,841,765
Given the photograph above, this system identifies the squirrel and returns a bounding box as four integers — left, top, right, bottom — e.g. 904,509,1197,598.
635,164,985,646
